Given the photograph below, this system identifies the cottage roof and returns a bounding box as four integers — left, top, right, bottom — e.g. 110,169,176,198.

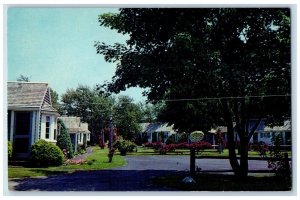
264,120,291,132
210,120,291,133
58,117,81,133
80,123,90,134
41,101,59,114
7,81,58,113
140,122,177,134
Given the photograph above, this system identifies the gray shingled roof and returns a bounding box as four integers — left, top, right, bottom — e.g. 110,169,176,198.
80,123,91,134
140,122,177,134
41,101,58,113
58,117,81,133
8,82,49,108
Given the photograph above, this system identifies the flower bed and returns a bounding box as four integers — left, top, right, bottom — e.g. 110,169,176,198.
143,141,213,155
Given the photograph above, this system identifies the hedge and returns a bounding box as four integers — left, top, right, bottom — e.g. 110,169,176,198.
30,140,64,167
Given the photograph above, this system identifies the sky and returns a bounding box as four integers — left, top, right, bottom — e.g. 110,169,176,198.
7,7,147,103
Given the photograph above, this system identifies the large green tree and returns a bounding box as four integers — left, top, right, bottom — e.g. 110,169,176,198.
95,8,291,177
112,95,142,140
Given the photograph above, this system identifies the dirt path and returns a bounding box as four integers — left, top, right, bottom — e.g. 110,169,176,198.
70,147,93,161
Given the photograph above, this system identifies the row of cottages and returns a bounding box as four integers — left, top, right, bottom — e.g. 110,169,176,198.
209,119,291,146
7,82,60,158
58,117,91,153
139,122,178,144
7,81,91,158
138,120,291,147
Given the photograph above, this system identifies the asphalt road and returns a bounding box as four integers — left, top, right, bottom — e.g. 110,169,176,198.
7,156,271,192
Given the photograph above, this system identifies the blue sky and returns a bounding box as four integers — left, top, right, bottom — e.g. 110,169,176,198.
7,7,146,102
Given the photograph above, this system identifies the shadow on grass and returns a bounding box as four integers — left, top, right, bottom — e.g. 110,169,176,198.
152,172,292,191
10,169,292,192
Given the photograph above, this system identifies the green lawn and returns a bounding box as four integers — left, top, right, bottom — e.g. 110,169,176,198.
8,147,126,179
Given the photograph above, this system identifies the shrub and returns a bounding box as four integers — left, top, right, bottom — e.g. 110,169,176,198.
186,141,212,150
98,135,105,149
113,137,137,156
252,142,269,157
56,119,74,158
77,145,86,154
268,133,291,182
30,140,64,167
8,141,13,159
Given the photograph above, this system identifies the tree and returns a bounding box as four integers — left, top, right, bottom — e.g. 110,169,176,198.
50,88,62,113
17,74,30,82
95,8,291,178
138,102,161,123
112,95,142,140
56,119,74,158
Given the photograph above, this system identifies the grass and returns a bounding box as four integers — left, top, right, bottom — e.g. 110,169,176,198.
152,173,292,191
8,147,126,179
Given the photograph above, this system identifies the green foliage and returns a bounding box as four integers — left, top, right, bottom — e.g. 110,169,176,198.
268,133,291,181
138,102,161,123
17,74,30,82
113,137,137,156
30,140,64,167
56,119,74,158
8,141,13,159
112,96,142,140
77,145,86,154
50,88,62,113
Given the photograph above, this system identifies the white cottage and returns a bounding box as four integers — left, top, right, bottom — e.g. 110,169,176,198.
58,117,90,153
7,81,60,158
139,122,177,143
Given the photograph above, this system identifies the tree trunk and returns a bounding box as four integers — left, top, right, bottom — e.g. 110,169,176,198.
227,127,241,175
239,137,249,178
228,130,249,178
220,94,250,178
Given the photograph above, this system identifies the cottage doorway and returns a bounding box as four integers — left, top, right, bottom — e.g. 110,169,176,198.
14,111,32,158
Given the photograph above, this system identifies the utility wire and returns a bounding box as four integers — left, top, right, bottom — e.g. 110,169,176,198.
60,94,290,105
151,94,291,102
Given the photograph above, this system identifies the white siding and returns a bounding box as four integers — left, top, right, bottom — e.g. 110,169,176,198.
40,115,46,140
31,111,36,145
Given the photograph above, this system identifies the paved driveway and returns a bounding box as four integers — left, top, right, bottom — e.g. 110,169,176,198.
7,156,271,192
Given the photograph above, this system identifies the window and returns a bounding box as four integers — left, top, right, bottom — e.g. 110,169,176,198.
54,129,57,140
260,132,271,138
45,116,50,139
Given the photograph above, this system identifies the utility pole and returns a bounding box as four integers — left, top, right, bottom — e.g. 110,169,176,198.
109,114,113,150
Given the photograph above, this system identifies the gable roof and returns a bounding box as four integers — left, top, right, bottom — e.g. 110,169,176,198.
58,117,81,133
7,81,56,108
264,120,291,132
8,81,50,108
140,122,177,134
